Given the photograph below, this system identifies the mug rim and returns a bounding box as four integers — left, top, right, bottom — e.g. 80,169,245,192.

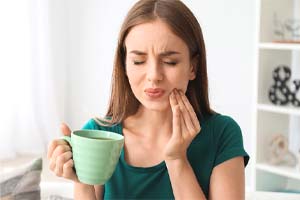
72,129,124,142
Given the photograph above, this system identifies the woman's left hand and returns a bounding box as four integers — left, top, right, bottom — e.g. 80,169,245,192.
163,89,201,162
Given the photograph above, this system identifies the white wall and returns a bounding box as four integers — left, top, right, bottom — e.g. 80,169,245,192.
65,0,137,128
184,0,256,188
48,0,69,125
51,0,255,189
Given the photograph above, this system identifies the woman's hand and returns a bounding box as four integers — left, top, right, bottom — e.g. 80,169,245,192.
47,123,79,182
163,89,201,162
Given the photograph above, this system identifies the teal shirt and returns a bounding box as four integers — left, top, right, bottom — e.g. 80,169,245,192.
82,113,250,199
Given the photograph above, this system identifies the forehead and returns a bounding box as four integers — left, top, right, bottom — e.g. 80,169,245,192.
124,20,189,54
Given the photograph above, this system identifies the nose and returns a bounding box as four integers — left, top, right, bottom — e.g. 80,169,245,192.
146,61,163,83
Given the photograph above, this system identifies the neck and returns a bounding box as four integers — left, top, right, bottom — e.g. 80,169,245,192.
124,105,173,138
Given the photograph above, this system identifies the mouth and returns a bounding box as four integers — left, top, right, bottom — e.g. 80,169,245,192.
144,88,166,99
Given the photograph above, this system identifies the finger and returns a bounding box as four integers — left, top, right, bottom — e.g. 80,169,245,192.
169,89,178,111
174,89,185,113
54,151,72,177
52,144,72,160
178,90,201,133
175,90,196,134
62,159,78,181
172,105,181,138
49,144,71,170
180,111,188,135
61,123,72,136
47,139,68,159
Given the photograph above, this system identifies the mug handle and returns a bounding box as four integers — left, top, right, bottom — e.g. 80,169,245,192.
60,136,76,172
61,136,72,147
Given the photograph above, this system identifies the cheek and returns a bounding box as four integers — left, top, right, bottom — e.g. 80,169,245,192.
126,67,137,82
175,80,189,93
170,70,191,92
126,69,143,92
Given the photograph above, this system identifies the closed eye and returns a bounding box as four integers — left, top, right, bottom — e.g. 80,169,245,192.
164,61,177,66
133,61,145,65
132,61,177,66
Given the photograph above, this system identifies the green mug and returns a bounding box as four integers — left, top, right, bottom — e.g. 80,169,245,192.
62,129,124,185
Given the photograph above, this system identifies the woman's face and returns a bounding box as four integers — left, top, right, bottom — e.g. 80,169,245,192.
124,19,196,112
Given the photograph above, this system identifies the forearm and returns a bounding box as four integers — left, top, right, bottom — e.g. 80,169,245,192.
74,182,97,200
166,158,206,200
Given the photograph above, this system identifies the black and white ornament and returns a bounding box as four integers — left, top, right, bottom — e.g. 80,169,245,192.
268,65,300,107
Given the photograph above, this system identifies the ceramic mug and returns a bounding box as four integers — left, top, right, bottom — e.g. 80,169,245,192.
62,129,124,185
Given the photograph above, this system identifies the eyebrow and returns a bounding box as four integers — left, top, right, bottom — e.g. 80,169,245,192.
129,50,180,56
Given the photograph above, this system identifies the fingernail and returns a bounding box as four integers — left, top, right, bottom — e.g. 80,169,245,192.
170,92,174,98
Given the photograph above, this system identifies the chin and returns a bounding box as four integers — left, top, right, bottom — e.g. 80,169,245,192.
142,100,170,112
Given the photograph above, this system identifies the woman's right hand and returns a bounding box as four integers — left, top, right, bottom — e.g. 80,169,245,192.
47,123,79,182
48,123,103,200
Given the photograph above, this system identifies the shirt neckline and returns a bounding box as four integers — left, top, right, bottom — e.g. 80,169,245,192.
117,122,167,173
115,112,218,172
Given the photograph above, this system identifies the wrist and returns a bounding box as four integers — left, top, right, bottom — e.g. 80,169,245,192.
74,182,96,200
74,181,95,189
165,156,189,170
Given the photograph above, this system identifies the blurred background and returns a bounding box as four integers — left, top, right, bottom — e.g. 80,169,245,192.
1,0,300,199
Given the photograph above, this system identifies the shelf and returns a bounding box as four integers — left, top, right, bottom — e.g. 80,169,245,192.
257,104,300,116
256,163,300,181
255,0,300,193
249,191,300,200
259,43,300,50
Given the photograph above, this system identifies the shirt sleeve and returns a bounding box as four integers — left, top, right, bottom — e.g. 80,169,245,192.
213,115,250,167
81,119,98,130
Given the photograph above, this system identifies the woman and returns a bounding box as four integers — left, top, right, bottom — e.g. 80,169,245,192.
48,0,249,199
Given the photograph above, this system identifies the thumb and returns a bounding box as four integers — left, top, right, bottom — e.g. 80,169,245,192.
60,122,72,136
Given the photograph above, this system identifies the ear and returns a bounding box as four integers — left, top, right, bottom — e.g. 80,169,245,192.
189,57,197,80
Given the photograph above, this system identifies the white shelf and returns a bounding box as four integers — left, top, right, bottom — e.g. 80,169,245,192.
255,0,300,193
256,163,300,180
259,43,300,50
257,104,300,116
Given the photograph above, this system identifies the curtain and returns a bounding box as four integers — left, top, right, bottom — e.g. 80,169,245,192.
0,0,64,160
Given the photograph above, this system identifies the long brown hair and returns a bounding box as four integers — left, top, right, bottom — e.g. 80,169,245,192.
95,0,214,126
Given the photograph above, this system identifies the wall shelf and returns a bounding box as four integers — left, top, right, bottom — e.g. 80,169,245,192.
257,104,300,116
254,0,300,195
259,43,300,50
256,163,300,181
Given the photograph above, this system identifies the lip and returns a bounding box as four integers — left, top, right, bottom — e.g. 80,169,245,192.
144,88,165,98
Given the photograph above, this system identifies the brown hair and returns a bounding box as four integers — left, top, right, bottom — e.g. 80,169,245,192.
95,0,214,126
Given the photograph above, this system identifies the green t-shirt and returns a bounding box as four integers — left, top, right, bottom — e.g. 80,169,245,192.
82,113,249,199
